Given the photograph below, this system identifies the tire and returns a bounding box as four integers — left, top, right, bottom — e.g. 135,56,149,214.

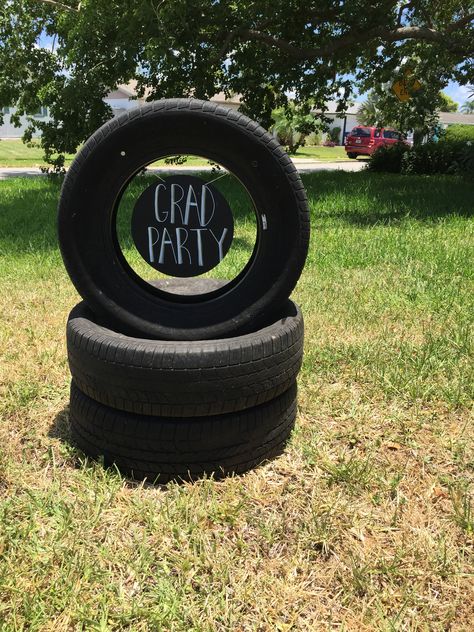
347,152,358,159
67,298,303,417
58,99,310,341
69,381,297,483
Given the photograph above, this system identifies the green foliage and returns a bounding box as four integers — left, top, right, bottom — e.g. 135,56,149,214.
439,92,458,112
460,91,474,114
271,103,318,154
460,99,474,113
357,92,394,127
306,131,322,145
357,94,377,127
367,143,411,173
329,127,342,144
369,140,474,176
0,1,473,168
357,90,462,138
445,124,474,142
402,141,474,175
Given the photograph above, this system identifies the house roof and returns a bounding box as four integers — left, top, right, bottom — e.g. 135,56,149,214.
106,81,151,101
106,83,242,106
117,83,137,97
311,101,360,115
210,92,242,105
438,112,474,125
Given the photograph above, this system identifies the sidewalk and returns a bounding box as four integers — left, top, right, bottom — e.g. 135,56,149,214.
0,159,366,180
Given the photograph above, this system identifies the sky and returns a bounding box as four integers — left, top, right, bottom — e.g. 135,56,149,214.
442,81,472,105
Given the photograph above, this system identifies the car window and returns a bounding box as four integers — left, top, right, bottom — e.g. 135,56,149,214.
383,130,399,139
374,129,381,138
351,127,371,137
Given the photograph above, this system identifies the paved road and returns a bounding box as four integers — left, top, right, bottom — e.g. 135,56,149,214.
0,159,366,180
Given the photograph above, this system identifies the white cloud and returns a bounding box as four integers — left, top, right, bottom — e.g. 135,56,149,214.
443,81,472,105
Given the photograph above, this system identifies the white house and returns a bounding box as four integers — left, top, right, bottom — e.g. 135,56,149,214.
104,83,142,116
311,102,361,144
0,106,51,138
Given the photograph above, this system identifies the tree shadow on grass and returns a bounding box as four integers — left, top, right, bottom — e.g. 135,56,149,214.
0,178,62,255
3,172,470,258
0,175,257,256
302,170,474,226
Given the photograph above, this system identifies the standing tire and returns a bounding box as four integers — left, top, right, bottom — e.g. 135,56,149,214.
69,381,297,483
67,299,303,417
347,152,358,159
58,99,310,340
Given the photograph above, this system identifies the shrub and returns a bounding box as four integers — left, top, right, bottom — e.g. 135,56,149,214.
306,131,322,145
367,143,410,173
401,141,474,176
457,142,474,175
329,126,341,144
368,140,474,176
444,124,474,143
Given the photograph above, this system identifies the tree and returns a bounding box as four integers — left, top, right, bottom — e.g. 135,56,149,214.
460,100,474,113
357,94,380,126
271,102,320,153
357,92,396,127
328,126,342,144
0,1,473,168
365,87,458,143
439,92,458,112
358,90,458,130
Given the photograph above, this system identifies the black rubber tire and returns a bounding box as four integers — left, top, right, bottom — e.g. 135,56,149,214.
347,152,358,159
58,99,310,341
67,298,303,417
69,381,297,483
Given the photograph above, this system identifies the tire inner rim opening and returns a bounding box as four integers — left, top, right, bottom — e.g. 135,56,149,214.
115,156,259,297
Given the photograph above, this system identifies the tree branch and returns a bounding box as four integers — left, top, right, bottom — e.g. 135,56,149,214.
236,13,474,61
445,11,474,32
31,0,79,12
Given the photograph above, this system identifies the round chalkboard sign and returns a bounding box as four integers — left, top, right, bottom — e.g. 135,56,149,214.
131,175,234,277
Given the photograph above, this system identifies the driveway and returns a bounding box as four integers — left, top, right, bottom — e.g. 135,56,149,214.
0,159,366,180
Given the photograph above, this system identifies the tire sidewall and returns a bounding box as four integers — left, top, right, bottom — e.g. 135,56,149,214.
58,101,309,339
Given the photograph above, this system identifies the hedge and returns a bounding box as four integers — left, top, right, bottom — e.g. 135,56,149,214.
368,140,474,176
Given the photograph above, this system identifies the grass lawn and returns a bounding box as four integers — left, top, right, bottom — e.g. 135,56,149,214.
293,145,350,161
0,138,349,167
0,171,473,629
0,139,75,168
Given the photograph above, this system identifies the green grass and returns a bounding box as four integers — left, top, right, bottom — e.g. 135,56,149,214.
0,139,349,167
0,171,473,629
293,145,350,161
115,172,258,282
0,139,75,168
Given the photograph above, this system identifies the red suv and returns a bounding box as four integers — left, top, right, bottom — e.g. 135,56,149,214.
345,126,409,159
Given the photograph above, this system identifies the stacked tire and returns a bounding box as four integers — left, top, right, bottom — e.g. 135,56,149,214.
58,99,310,483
